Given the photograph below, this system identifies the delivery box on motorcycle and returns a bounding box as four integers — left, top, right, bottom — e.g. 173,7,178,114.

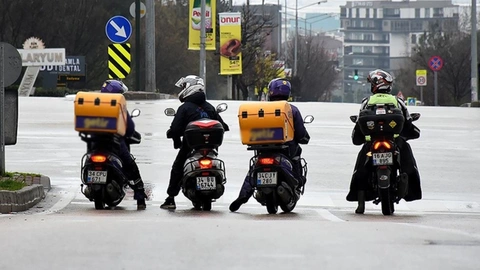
358,105,404,136
184,119,225,149
74,92,128,136
238,101,295,145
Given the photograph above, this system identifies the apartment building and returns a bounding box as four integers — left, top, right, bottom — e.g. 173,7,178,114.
340,0,459,101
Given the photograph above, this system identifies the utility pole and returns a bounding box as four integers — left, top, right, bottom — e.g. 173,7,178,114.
471,0,478,102
135,0,141,91
227,0,233,99
200,0,207,91
145,0,156,92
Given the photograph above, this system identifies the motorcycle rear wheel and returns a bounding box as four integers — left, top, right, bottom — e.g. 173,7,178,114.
380,189,394,215
202,199,212,211
94,199,105,210
266,193,278,214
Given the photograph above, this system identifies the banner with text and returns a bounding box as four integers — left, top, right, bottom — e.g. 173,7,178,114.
188,0,216,50
219,12,242,75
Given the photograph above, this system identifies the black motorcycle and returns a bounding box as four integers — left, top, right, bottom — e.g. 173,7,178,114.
79,109,142,210
248,115,314,214
350,104,420,215
164,103,228,211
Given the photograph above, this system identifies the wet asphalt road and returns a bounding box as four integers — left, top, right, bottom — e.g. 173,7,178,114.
1,97,479,270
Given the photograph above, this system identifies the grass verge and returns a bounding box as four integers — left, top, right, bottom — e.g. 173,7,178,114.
0,172,41,191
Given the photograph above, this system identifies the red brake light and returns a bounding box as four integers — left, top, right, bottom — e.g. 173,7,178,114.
199,159,212,169
91,155,107,163
259,157,275,165
373,141,392,150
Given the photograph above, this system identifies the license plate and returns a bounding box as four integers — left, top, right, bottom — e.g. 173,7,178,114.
87,170,107,184
372,152,393,165
196,176,216,190
376,108,386,115
257,172,277,186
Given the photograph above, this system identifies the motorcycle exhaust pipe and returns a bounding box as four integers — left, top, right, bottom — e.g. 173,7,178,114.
213,184,224,199
277,186,292,204
106,182,122,200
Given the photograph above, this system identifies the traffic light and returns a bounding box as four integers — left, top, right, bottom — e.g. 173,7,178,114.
353,69,359,81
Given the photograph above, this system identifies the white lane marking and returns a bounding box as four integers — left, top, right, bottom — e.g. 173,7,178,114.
36,186,78,215
315,209,345,222
400,223,480,240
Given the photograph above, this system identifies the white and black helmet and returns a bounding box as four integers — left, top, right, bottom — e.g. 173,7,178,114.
175,75,205,102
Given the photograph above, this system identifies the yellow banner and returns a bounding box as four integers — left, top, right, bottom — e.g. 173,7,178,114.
219,12,242,75
188,0,216,50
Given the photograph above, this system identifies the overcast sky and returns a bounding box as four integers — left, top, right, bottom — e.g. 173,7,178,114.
234,0,478,14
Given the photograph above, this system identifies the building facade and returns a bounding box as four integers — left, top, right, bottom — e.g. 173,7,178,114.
340,0,459,102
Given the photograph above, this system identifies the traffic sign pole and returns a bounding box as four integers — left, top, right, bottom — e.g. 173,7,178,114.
434,71,438,106
0,45,5,175
420,86,424,105
135,0,141,91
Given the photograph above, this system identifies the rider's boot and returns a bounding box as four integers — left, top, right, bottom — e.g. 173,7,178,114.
355,190,365,214
229,196,249,212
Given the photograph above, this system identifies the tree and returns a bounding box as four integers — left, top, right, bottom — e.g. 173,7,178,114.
234,3,276,100
395,22,475,105
286,34,339,101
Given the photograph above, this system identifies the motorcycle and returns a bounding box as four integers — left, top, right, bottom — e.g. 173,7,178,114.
350,104,420,215
248,115,314,214
79,109,142,210
164,103,228,211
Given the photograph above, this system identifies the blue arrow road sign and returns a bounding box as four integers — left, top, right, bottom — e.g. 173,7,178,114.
105,16,132,43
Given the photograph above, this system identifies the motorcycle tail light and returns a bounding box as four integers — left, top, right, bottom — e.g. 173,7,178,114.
258,157,275,165
91,155,107,163
373,141,391,150
199,159,213,169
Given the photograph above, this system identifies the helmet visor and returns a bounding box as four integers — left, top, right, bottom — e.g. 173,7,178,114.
175,77,186,89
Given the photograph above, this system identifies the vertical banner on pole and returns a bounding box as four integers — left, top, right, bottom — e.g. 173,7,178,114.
219,12,242,75
188,0,216,50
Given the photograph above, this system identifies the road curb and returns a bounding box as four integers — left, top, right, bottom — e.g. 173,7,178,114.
0,175,51,214
123,91,173,100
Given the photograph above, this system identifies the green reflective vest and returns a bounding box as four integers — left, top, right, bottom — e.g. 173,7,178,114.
367,93,398,107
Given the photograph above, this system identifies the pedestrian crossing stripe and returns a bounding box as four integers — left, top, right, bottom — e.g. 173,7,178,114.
108,43,131,79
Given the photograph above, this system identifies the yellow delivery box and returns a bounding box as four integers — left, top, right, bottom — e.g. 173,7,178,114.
238,101,295,145
74,92,128,136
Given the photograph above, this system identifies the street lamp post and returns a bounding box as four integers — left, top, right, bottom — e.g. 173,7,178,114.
294,1,327,76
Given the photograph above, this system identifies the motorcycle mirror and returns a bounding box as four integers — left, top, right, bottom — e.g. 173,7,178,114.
350,115,358,123
131,109,141,118
216,103,228,113
303,115,314,124
410,113,421,122
164,108,176,116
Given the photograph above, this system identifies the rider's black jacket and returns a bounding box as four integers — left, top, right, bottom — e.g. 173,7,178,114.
167,92,229,147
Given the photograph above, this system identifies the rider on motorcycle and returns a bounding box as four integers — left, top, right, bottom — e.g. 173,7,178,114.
346,69,422,214
100,79,147,210
229,78,310,212
160,75,230,210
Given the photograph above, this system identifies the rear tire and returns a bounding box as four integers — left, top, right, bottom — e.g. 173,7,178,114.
380,189,393,215
94,199,105,210
93,191,105,210
202,199,212,211
266,194,278,214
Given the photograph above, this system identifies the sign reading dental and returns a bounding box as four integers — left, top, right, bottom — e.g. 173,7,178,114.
40,56,85,76
105,16,132,44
